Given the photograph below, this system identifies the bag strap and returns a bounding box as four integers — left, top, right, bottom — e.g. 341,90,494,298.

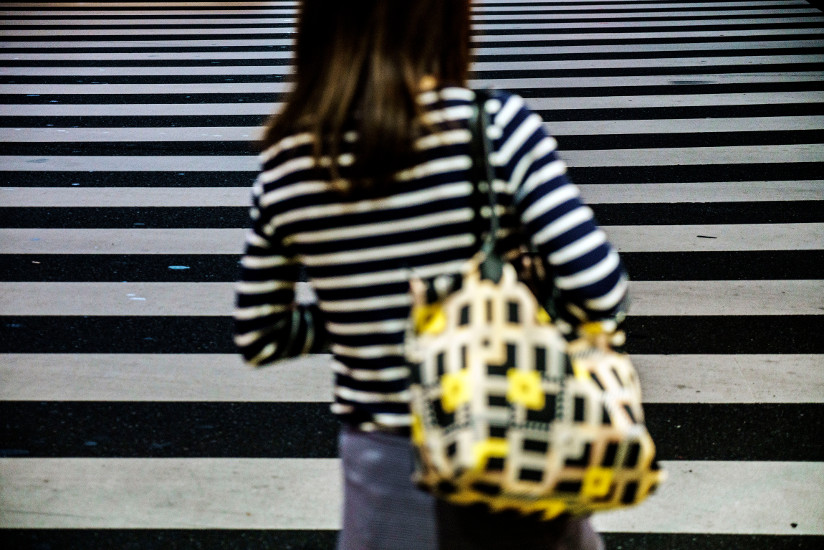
470,90,559,318
470,89,504,282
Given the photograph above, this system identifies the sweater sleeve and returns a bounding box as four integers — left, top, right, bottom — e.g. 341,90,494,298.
489,92,629,328
233,177,329,366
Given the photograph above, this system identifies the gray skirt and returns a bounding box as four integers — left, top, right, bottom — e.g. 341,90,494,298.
337,426,605,550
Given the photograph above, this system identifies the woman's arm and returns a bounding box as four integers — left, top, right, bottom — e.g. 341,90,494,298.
233,183,329,366
490,92,629,329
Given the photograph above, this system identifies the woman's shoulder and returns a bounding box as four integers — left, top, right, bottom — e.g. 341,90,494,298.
258,131,314,169
425,86,521,105
253,131,335,204
421,87,536,131
435,87,536,125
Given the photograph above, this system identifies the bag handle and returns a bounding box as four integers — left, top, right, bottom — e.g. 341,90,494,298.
470,89,504,282
470,90,560,320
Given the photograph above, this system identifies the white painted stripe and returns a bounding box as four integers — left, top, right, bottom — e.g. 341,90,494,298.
473,9,822,20
7,16,820,37
3,28,820,49
3,17,303,26
0,126,263,142
6,8,818,26
471,0,810,7
0,0,803,10
1,10,298,17
7,54,822,77
4,65,294,76
0,187,253,207
0,155,259,171
628,280,824,316
3,116,823,143
1,224,820,254
577,181,824,203
2,27,301,37
0,2,297,7
470,27,824,42
3,39,821,62
0,51,294,61
478,39,824,55
1,353,819,404
468,73,824,89
5,91,822,118
0,3,297,11
633,354,824,404
0,282,243,316
474,55,824,72
3,72,820,96
607,223,824,252
0,458,342,529
0,353,333,402
0,103,279,116
0,39,296,49
472,17,823,31
0,459,820,533
530,91,824,111
561,144,824,166
550,116,824,134
1,280,820,316
19,3,713,17
0,11,297,18
0,228,248,254
0,82,294,95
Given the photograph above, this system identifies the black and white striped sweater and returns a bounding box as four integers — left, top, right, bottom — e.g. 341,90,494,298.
234,87,628,430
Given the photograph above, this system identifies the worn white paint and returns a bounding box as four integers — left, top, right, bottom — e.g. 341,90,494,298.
0,459,821,533
3,72,821,96
0,354,334,402
4,116,823,143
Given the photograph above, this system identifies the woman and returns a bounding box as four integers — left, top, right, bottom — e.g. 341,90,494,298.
234,1,625,548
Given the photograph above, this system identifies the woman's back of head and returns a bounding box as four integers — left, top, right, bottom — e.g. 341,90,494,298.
264,0,472,191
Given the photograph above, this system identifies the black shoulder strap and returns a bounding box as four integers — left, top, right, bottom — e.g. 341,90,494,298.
470,89,503,282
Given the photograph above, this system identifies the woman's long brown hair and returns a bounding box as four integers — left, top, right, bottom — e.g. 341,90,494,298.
262,0,471,190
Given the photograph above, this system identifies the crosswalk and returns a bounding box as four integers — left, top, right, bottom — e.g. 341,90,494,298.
1,1,823,548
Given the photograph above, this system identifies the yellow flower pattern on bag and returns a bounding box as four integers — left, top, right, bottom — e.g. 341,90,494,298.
441,369,471,413
506,369,545,410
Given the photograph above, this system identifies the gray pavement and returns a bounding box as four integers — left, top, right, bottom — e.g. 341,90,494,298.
1,1,823,548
